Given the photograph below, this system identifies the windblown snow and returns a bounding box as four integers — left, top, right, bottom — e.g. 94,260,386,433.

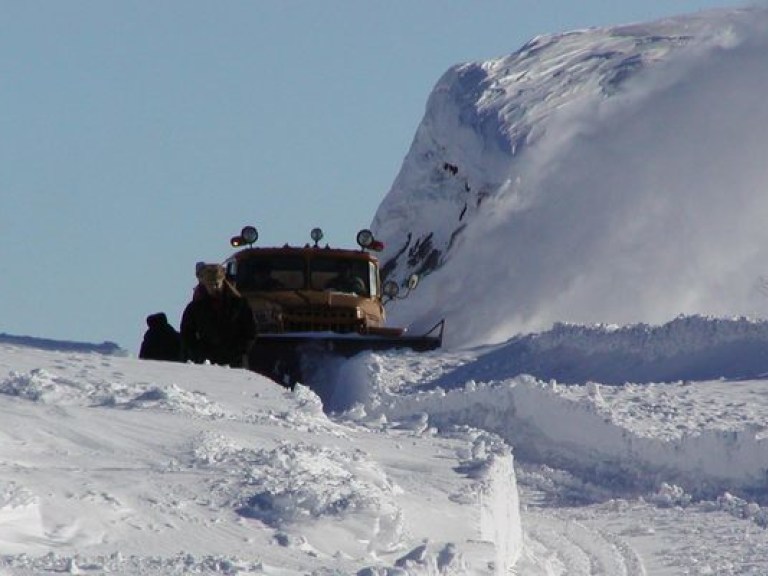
373,7,768,349
4,6,768,576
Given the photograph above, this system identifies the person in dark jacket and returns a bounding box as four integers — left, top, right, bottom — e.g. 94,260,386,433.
139,312,182,361
180,263,256,367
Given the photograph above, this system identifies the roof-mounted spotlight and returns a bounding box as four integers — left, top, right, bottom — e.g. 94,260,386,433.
241,226,258,244
311,227,324,247
231,225,259,248
356,229,384,252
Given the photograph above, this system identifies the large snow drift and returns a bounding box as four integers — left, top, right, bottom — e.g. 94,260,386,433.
373,8,768,348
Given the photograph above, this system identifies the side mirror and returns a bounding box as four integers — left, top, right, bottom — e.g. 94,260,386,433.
382,274,422,305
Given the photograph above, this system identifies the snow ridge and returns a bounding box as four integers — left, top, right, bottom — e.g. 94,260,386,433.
433,315,768,385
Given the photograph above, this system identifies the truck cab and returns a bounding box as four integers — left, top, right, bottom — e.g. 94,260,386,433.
224,226,401,337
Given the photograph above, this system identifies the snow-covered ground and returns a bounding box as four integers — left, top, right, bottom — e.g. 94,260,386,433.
0,340,519,575
4,314,768,574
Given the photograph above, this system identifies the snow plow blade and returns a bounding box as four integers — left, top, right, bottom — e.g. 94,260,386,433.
248,320,444,386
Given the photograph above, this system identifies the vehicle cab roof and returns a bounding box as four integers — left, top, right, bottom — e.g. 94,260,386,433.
228,244,379,263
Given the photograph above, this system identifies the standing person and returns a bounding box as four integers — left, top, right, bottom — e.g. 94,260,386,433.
139,312,182,361
180,263,256,367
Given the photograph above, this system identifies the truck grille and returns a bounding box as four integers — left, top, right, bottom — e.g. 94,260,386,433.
284,307,361,333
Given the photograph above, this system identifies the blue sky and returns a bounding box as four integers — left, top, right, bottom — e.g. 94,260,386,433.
0,0,748,352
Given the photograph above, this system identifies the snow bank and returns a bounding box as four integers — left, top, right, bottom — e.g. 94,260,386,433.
434,315,768,385
334,315,768,505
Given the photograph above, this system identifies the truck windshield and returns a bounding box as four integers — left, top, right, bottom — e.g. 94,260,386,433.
310,257,371,296
236,256,305,291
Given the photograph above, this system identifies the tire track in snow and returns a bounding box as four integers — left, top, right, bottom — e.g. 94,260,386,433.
516,509,646,575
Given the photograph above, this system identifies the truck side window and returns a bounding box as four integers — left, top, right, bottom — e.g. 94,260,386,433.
226,261,238,280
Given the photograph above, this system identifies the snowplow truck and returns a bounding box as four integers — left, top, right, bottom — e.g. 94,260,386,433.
223,226,443,385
